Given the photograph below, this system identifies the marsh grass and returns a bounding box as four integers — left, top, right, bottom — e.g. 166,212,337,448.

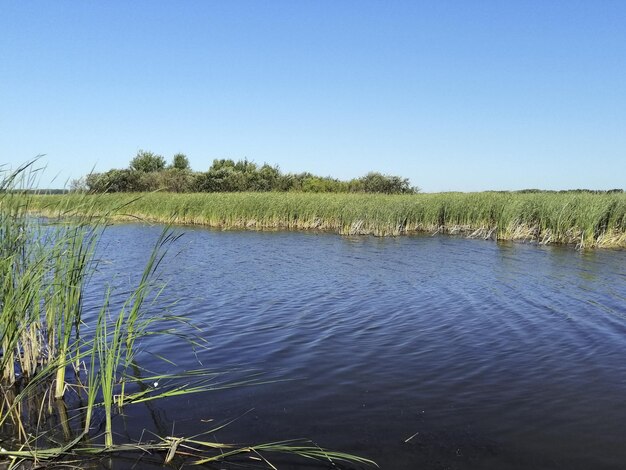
1,165,376,468
26,191,626,249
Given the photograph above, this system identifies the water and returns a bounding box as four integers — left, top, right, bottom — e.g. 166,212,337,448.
84,224,626,469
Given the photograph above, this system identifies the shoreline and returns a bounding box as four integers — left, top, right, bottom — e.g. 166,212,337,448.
23,192,626,250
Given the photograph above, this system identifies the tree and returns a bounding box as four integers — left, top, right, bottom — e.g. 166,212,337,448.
354,172,414,194
209,159,236,171
86,169,143,192
171,153,190,170
129,150,166,172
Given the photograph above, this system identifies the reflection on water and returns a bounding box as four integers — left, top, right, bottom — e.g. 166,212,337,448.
85,225,626,469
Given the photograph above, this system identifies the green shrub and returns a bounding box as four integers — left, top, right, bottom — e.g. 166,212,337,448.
171,153,190,170
129,150,166,172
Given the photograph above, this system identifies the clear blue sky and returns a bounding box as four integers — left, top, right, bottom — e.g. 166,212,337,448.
1,1,625,191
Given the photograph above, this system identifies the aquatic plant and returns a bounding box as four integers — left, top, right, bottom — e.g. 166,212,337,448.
25,191,626,248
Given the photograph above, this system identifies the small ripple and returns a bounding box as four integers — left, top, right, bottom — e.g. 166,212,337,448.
84,226,626,470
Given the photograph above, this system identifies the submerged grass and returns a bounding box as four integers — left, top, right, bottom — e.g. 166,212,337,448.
1,165,376,468
26,191,626,248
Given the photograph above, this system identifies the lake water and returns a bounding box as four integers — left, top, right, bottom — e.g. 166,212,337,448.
83,224,626,469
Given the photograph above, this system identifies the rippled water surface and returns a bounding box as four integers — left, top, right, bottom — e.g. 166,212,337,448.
85,225,626,469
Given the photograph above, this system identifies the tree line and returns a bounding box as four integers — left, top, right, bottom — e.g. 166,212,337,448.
75,150,418,194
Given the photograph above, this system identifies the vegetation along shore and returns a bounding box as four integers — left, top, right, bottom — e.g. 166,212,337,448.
20,152,626,249
11,150,626,249
27,191,626,249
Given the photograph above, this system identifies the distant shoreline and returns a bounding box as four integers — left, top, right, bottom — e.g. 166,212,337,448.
25,191,626,249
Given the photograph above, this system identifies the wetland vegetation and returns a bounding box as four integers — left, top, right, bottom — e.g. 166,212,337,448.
28,191,626,249
44,152,623,249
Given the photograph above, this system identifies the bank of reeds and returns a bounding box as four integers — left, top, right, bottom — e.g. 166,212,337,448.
1,165,375,468
26,191,626,249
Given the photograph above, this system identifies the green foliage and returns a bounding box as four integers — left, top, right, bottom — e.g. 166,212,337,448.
27,191,626,248
171,153,190,170
129,150,166,172
84,152,417,194
352,172,414,194
193,167,244,192
300,176,347,193
86,169,143,192
140,168,195,193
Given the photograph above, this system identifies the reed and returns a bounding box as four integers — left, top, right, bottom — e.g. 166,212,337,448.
26,191,626,248
49,224,99,399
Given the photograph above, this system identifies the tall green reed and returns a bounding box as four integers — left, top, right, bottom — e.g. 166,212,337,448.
26,191,626,248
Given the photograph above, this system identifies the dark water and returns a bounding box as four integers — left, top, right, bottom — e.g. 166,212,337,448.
83,224,626,469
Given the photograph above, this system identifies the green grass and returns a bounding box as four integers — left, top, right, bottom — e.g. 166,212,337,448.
26,191,626,248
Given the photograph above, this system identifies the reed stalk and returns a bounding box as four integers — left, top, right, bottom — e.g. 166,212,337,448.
24,191,626,248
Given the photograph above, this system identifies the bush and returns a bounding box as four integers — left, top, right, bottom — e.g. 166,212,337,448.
85,153,418,194
192,169,242,192
171,153,190,171
130,150,166,172
86,169,143,192
350,172,414,194
139,169,195,192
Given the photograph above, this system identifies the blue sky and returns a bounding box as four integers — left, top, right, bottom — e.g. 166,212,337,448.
1,1,625,191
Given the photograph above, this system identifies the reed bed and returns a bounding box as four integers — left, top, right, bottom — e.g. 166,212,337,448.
1,166,375,468
27,191,626,249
